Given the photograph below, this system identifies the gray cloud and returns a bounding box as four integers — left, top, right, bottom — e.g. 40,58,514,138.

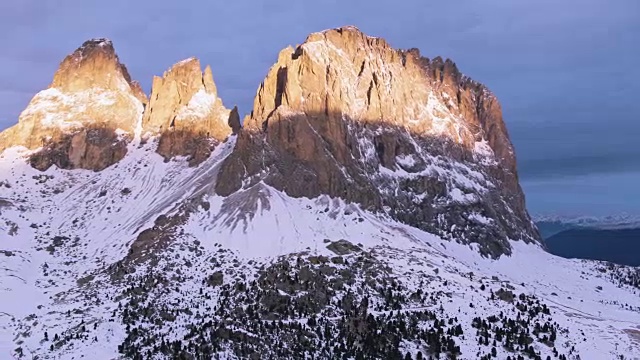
0,0,638,214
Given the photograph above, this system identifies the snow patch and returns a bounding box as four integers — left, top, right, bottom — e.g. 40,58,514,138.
175,57,198,67
20,84,143,132
468,212,493,225
176,89,217,120
449,188,477,203
1,117,638,359
396,154,416,168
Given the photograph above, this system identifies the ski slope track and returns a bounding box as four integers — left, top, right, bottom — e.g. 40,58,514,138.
0,139,639,359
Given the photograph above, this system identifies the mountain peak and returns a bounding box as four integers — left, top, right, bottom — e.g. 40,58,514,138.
143,58,232,166
304,25,388,46
0,28,635,360
50,38,137,95
247,26,476,147
0,38,145,171
83,37,113,46
171,56,199,68
309,25,377,41
218,26,538,257
76,38,115,56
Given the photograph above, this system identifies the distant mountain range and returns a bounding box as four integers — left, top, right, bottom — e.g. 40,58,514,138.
535,213,640,233
536,215,640,266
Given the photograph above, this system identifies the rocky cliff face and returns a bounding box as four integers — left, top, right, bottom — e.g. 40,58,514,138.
142,58,234,165
0,38,145,171
216,26,540,257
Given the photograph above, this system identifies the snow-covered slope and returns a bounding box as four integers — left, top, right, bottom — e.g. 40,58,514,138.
0,138,234,357
1,140,639,359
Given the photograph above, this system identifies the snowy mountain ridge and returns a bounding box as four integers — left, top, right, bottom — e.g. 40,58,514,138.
0,26,639,359
534,213,640,230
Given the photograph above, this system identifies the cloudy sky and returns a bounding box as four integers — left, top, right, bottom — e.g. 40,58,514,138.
1,0,638,217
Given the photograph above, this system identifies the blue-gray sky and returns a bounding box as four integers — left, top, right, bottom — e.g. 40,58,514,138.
1,0,638,216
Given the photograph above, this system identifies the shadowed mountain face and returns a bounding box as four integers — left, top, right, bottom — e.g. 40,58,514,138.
536,221,575,239
545,227,640,266
218,114,539,258
537,219,640,266
216,26,540,257
29,125,129,171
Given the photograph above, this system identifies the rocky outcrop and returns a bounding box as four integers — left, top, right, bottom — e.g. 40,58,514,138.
0,38,145,171
142,58,233,165
29,126,128,171
228,106,242,135
216,26,540,257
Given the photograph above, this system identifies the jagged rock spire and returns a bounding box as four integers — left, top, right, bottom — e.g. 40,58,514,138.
142,57,229,137
142,58,233,165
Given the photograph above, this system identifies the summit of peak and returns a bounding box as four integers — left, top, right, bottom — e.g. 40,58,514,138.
67,38,117,66
50,38,141,96
176,56,199,65
168,57,201,72
308,25,367,37
317,25,363,34
81,38,113,48
302,25,385,46
337,24,361,31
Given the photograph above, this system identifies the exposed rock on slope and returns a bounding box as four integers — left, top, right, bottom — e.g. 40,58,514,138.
216,26,540,257
142,58,233,165
0,39,145,171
